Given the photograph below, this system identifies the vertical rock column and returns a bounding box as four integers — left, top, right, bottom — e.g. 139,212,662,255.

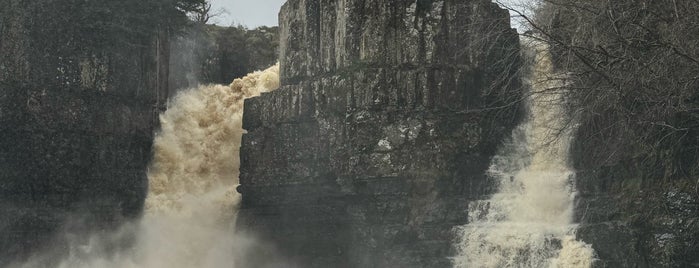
238,0,521,267
0,1,169,263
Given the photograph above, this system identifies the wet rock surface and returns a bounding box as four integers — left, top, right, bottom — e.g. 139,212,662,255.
574,165,699,267
237,0,522,267
573,125,699,267
0,2,168,264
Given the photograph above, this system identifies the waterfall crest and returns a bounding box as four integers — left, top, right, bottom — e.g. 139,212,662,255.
453,41,596,267
137,63,280,267
16,64,280,268
147,64,280,216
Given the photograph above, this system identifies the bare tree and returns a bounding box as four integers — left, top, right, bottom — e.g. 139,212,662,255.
189,1,227,24
500,0,699,180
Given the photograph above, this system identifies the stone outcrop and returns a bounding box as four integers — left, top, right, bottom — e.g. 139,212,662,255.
237,0,522,267
573,128,699,267
537,1,699,265
0,1,168,264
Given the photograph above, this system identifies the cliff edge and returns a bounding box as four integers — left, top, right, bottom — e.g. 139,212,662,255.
237,0,522,267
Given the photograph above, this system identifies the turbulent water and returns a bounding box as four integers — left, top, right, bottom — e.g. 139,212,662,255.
16,65,280,268
453,42,596,267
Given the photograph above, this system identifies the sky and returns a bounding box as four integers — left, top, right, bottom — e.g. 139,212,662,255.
209,0,287,27
207,0,533,31
495,0,537,32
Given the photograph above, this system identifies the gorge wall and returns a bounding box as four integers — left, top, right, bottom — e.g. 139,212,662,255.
534,1,699,266
237,0,522,267
0,1,169,264
573,119,699,267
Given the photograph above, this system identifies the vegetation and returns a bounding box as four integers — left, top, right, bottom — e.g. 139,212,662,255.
214,25,279,82
188,1,228,24
496,3,699,264
169,24,279,89
504,0,699,182
56,0,207,47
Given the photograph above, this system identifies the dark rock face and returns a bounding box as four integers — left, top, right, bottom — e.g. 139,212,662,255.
539,1,699,265
0,2,168,263
573,128,699,267
237,0,521,267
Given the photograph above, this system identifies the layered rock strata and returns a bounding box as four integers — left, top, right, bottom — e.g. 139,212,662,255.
237,0,522,267
0,2,168,263
573,128,699,267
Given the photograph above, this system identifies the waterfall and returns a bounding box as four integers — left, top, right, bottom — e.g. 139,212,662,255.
16,64,280,268
452,41,596,267
137,63,280,268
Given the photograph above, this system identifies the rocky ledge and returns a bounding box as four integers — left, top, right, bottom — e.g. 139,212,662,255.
237,0,522,267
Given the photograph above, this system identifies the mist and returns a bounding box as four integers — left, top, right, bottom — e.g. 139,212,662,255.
12,65,284,268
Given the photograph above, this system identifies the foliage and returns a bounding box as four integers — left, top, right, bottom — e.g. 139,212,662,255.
68,0,206,47
169,24,279,89
203,25,279,84
511,0,699,180
187,1,228,24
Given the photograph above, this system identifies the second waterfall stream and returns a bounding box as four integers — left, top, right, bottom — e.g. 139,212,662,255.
453,41,596,267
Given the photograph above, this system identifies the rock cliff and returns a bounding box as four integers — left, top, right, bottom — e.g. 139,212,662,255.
573,127,699,267
237,0,522,267
535,1,699,266
0,1,169,263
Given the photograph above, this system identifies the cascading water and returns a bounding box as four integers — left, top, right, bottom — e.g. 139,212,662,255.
453,41,596,267
137,63,280,268
16,65,280,268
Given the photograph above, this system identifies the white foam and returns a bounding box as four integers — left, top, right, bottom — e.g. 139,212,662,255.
453,42,596,268
16,64,280,268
